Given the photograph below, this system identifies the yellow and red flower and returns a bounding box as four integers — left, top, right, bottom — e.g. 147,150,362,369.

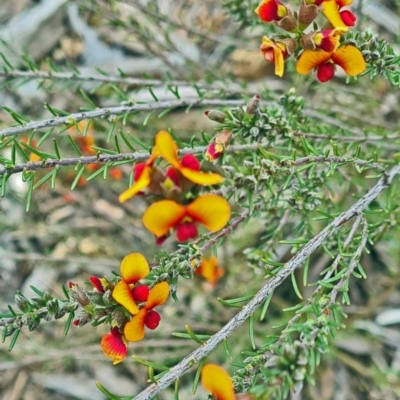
296,45,366,82
119,131,223,203
260,36,295,77
205,130,233,162
112,253,151,315
255,0,288,22
195,256,224,286
142,194,231,243
124,281,170,342
306,0,356,27
201,364,235,400
100,327,128,365
301,27,346,52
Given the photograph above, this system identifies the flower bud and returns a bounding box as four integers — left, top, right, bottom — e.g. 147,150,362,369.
15,293,30,313
276,8,296,32
112,309,127,328
3,324,15,337
205,130,232,162
69,284,90,307
54,308,67,320
245,95,260,115
46,299,59,315
204,110,226,123
73,311,91,327
89,276,109,293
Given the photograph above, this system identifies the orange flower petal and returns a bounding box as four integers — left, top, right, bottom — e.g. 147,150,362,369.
146,282,170,310
124,309,147,342
322,0,347,28
100,330,128,365
273,45,285,77
153,130,180,169
142,200,186,237
120,253,150,283
331,45,366,76
197,257,224,286
296,49,332,75
186,195,231,232
180,167,224,185
201,364,235,400
119,166,152,203
112,280,139,315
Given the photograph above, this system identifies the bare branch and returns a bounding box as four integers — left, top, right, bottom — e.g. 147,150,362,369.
0,99,245,140
132,165,400,400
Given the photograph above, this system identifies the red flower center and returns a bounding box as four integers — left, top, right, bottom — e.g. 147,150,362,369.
132,285,150,302
145,310,161,330
317,63,335,82
176,222,198,242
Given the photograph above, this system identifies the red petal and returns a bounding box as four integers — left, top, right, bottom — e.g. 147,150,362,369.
176,222,198,242
181,154,201,170
144,310,161,330
132,285,150,303
317,63,335,82
340,10,356,26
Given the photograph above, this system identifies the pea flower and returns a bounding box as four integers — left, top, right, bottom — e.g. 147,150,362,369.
195,256,224,286
112,253,151,315
124,281,170,342
119,130,223,203
306,0,356,27
100,327,128,365
255,0,296,31
201,364,235,400
142,194,231,243
300,27,347,52
205,130,232,162
296,45,366,82
260,36,296,77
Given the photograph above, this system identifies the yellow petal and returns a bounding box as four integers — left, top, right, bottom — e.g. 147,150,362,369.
197,257,224,286
332,45,366,76
112,281,139,315
146,282,170,310
100,329,128,365
142,200,186,237
119,166,151,203
153,130,180,168
296,49,332,74
186,195,231,232
322,0,346,28
124,309,147,342
273,45,285,77
180,167,224,185
120,253,150,283
201,364,235,400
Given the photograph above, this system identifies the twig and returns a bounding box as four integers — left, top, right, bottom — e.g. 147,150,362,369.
0,70,206,87
0,144,387,176
131,165,400,400
0,99,245,139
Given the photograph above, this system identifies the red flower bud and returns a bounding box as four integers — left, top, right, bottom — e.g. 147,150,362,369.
145,310,161,330
132,285,150,302
340,10,356,26
89,276,105,293
165,167,180,187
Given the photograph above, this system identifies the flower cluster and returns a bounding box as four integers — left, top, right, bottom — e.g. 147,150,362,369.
119,131,231,243
256,0,366,82
70,252,170,364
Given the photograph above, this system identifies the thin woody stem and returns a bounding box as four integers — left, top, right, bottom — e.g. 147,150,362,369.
0,146,387,176
0,99,244,140
131,165,400,400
